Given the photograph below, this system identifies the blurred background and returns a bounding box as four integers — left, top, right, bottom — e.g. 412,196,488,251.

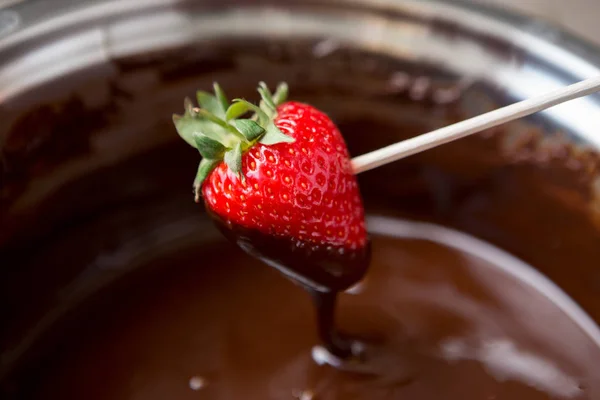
473,0,598,45
1,0,598,46
0,0,598,50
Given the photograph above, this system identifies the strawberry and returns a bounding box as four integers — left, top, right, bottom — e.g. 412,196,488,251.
173,82,369,291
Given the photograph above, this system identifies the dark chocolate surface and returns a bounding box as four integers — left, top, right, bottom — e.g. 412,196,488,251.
5,231,600,399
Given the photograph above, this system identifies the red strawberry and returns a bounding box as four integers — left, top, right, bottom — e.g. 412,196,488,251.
173,82,369,291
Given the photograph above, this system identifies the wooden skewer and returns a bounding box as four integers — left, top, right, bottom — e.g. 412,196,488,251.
351,75,600,174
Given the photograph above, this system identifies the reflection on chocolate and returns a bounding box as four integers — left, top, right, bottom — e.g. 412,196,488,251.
1,39,600,399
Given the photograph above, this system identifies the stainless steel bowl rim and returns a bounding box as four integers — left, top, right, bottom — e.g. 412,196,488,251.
1,0,600,145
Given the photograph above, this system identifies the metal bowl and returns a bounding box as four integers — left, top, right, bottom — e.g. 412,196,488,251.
1,0,600,397
2,0,600,139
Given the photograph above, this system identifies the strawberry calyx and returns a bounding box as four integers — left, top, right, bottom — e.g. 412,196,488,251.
172,82,295,201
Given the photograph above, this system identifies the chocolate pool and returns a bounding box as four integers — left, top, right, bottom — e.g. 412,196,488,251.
1,1,600,399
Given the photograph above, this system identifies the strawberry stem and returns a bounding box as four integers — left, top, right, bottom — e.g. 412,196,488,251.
173,82,295,198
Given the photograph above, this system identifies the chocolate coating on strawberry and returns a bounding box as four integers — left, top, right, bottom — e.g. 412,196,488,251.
173,82,370,291
210,209,370,292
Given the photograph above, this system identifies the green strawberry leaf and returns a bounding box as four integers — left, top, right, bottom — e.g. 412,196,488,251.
231,119,265,142
193,158,220,202
224,141,243,177
197,109,230,129
225,101,251,121
258,81,277,112
197,91,225,119
173,113,201,148
193,132,227,159
232,99,269,126
174,111,229,148
259,122,295,145
272,82,288,105
197,108,248,143
172,114,195,148
213,83,229,112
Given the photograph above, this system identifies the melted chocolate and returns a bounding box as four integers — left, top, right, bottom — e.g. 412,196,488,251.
4,230,599,399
